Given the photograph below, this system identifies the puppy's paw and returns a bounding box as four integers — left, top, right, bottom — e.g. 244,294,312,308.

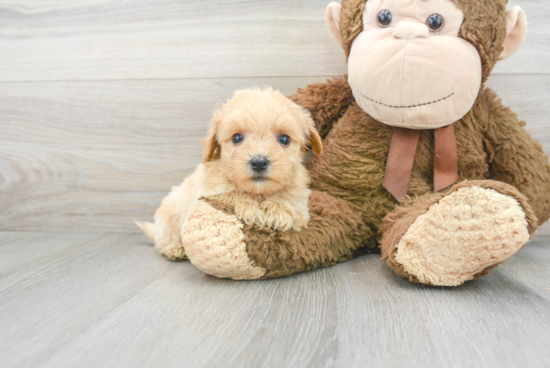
260,201,295,232
234,200,265,226
156,241,187,261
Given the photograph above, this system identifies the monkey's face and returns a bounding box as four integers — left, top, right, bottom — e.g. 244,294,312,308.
347,0,482,129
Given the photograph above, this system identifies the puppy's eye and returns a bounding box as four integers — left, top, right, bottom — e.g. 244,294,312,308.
278,135,291,146
427,14,444,32
232,133,244,145
377,9,392,28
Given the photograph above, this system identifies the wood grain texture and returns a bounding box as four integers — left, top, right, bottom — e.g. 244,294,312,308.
0,0,547,82
0,231,548,368
1,74,550,232
0,0,549,233
0,77,322,231
1,2,549,367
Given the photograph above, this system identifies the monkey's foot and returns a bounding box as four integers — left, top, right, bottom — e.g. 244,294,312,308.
182,200,266,280
382,181,536,286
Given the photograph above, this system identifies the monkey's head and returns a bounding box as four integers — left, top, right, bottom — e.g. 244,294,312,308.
325,0,527,129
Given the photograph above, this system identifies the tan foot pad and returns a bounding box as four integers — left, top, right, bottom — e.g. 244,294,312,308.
395,186,530,286
182,201,266,280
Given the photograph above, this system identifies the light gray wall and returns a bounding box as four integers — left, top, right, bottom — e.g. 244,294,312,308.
0,0,548,233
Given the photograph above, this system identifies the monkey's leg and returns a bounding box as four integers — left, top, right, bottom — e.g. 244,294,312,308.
380,180,537,287
182,191,373,280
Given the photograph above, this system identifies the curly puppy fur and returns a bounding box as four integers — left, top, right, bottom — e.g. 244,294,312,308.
137,88,323,260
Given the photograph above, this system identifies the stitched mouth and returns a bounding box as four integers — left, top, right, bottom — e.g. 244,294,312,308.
360,92,454,109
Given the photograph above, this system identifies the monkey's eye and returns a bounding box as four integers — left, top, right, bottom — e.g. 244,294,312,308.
232,133,244,144
427,14,444,32
377,10,393,28
278,135,291,146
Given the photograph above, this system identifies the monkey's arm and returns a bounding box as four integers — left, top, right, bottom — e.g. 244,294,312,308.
182,191,373,279
289,77,355,138
481,88,550,226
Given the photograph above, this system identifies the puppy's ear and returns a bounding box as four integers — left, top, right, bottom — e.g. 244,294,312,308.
303,112,323,158
308,124,324,158
202,113,222,163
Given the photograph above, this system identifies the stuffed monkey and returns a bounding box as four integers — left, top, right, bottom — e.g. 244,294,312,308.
182,0,550,286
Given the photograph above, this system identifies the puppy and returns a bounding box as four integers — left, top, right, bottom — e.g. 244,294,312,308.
136,87,323,261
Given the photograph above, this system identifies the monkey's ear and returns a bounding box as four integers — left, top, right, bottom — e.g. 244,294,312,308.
202,113,222,163
499,6,527,60
325,2,343,48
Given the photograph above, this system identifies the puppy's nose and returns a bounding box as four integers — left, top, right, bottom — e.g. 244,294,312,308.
249,156,270,173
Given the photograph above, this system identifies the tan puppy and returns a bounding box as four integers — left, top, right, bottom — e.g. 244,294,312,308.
137,87,323,261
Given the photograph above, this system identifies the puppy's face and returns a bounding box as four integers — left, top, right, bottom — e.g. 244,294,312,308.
203,88,322,195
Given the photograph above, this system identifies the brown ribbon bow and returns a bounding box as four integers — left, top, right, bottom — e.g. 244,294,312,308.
383,125,458,202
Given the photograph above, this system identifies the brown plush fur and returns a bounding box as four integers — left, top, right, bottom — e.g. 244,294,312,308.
225,74,550,279
206,190,374,279
195,0,550,283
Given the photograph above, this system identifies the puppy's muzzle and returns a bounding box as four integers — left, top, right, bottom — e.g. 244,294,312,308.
249,155,270,174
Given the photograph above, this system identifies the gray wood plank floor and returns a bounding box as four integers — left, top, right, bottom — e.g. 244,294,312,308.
1,231,549,368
